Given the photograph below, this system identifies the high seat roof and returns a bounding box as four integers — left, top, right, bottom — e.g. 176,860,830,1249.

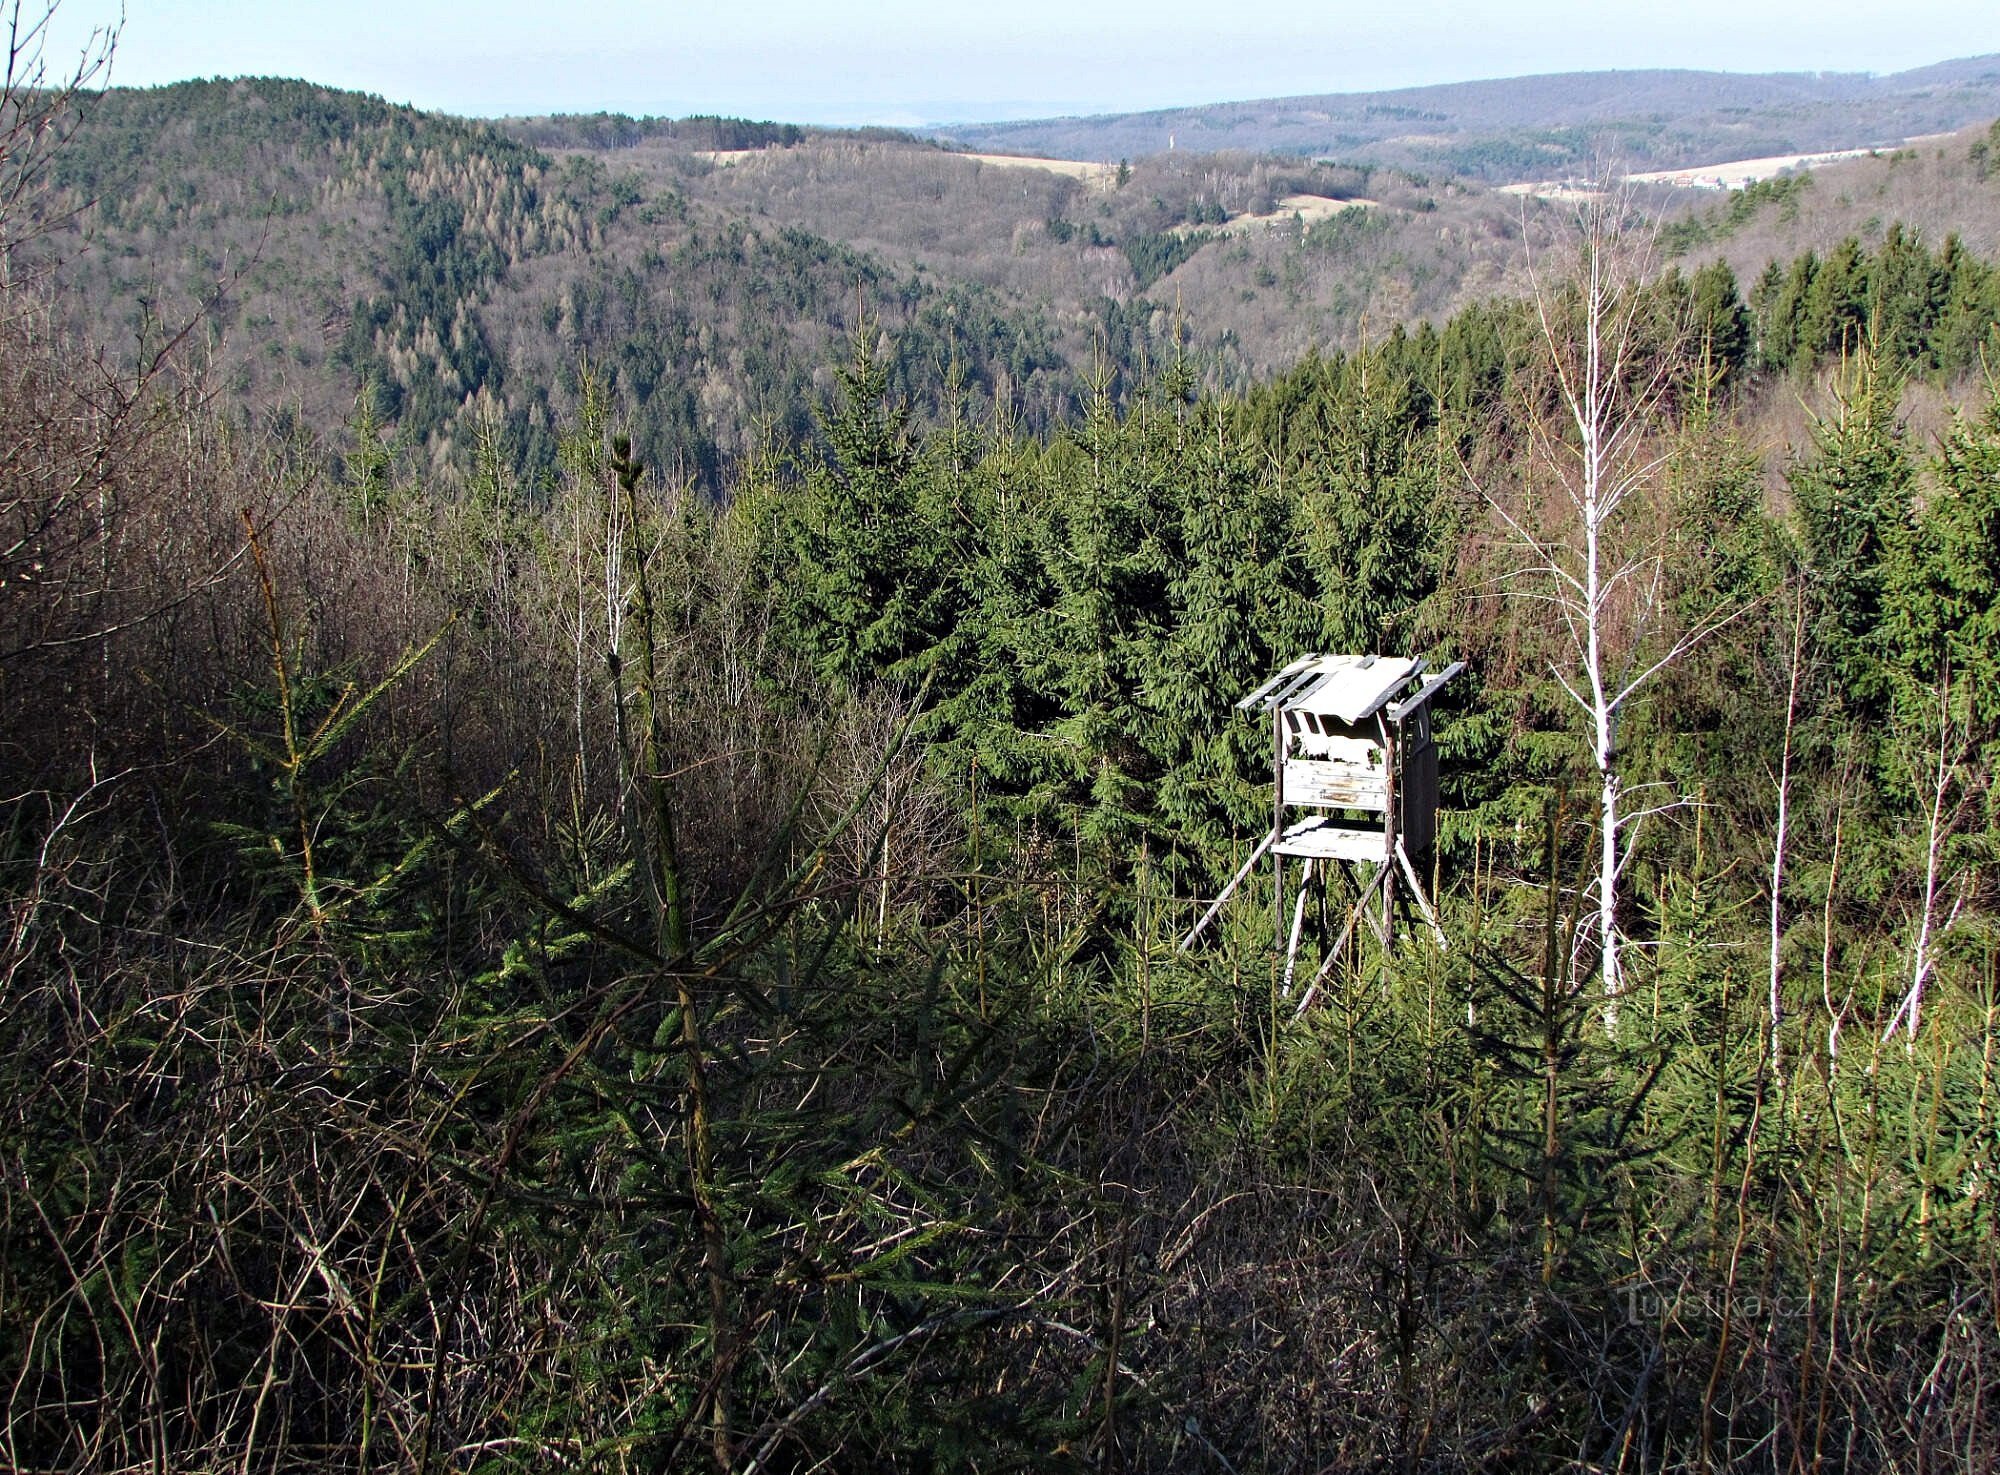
1235,653,1422,723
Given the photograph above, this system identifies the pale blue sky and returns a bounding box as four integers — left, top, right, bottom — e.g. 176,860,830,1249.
42,1,2000,127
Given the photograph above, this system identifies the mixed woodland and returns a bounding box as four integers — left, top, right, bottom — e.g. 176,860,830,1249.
8,21,2000,1474
25,76,2000,498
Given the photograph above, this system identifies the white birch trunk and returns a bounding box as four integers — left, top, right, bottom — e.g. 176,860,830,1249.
1488,189,1740,1026
1766,586,1809,1078
1577,236,1624,1025
1886,672,1962,1047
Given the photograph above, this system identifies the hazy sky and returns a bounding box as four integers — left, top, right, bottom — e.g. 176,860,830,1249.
39,1,2000,127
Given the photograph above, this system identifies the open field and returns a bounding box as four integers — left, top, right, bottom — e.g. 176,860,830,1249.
1501,131,1966,199
952,151,1119,186
1172,192,1382,238
1628,133,1960,188
1215,192,1380,234
699,146,1121,189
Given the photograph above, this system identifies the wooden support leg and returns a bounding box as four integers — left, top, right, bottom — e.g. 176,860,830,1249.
1380,848,1396,953
1367,871,1393,949
1273,854,1285,953
1281,859,1314,998
1292,862,1388,1018
1179,830,1275,950
1395,840,1450,950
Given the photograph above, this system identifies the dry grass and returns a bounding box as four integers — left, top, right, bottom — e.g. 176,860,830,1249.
1200,193,1381,237
952,151,1119,187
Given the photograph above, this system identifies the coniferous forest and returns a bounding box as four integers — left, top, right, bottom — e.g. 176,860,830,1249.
6,15,2000,1475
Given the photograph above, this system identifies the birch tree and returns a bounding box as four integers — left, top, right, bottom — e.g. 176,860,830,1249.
1881,665,1977,1046
1490,189,1734,1024
1873,387,2000,1043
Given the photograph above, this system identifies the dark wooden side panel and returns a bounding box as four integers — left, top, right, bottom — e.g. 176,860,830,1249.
1400,740,1439,854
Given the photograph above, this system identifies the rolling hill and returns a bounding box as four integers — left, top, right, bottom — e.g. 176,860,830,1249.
935,56,2000,181
20,71,2000,495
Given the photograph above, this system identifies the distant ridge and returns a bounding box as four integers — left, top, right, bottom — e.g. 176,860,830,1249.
934,56,2000,181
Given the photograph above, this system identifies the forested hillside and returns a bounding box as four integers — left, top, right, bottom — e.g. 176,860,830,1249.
35,78,1540,484
28,80,1087,488
9,39,2000,1474
1661,118,2000,271
28,79,2000,501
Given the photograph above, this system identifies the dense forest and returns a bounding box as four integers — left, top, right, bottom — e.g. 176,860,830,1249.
8,22,2000,1475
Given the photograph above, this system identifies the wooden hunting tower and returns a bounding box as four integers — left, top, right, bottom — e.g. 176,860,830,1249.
1181,653,1464,1012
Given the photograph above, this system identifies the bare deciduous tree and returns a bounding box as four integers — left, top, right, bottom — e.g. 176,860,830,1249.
1767,580,1810,1077
0,1,117,278
1484,186,1739,1024
1882,663,1983,1046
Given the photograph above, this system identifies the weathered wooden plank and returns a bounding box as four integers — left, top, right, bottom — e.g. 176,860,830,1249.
1273,818,1389,863
1287,728,1381,763
1386,660,1465,721
1178,829,1276,949
1234,653,1319,711
1398,744,1439,852
1283,758,1390,811
1291,654,1422,722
